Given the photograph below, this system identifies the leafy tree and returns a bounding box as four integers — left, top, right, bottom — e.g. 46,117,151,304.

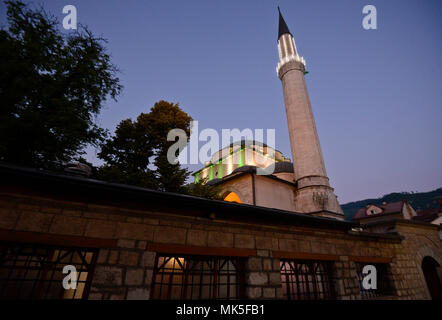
96,119,158,189
97,100,222,198
140,101,192,193
0,1,121,169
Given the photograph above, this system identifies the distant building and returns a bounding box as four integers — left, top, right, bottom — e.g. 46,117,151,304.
353,200,442,240
352,200,418,223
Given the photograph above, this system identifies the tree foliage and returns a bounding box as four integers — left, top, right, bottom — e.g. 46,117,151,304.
0,1,221,200
0,1,121,169
97,101,189,193
97,100,222,198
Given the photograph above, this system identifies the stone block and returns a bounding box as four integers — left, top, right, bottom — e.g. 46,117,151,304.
49,215,86,236
97,249,109,264
269,272,281,286
246,257,262,271
186,229,208,247
125,268,144,286
234,234,255,249
263,288,276,299
0,208,19,229
263,258,273,271
127,288,150,300
247,287,262,299
16,211,52,232
117,239,136,248
119,251,139,266
92,266,123,286
153,226,187,244
141,251,156,268
248,272,268,286
85,220,116,239
207,231,233,248
116,222,155,241
108,250,119,264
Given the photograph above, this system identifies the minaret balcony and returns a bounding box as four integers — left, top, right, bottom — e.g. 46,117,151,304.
276,54,306,74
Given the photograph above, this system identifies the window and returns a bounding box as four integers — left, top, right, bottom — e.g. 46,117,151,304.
280,259,335,300
151,254,245,300
355,262,395,299
0,241,98,299
223,192,241,204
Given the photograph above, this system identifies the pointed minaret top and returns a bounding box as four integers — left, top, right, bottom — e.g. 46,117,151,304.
278,7,292,40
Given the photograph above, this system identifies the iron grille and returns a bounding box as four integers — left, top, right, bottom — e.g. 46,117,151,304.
280,259,335,300
151,254,245,300
355,262,395,299
0,241,98,299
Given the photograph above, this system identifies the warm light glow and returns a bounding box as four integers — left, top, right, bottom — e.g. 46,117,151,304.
224,192,241,204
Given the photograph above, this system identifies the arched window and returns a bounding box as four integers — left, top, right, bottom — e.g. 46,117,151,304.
223,192,241,204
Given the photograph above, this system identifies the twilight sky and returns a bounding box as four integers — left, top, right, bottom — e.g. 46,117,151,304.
1,0,441,204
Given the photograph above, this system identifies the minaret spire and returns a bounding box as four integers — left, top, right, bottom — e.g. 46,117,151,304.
278,7,292,40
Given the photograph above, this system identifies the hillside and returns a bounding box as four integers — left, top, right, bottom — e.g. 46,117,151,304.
341,187,442,221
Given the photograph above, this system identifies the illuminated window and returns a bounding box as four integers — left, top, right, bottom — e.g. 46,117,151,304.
223,192,241,204
280,259,335,300
0,242,98,299
151,255,245,300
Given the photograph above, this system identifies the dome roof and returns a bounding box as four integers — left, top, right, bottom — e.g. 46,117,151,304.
231,165,256,175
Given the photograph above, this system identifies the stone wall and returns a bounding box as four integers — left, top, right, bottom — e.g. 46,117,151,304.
0,189,440,300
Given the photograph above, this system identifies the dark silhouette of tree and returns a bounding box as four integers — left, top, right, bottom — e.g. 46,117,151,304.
97,100,221,198
0,1,121,169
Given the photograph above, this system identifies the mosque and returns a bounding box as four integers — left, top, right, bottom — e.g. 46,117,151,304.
194,8,343,220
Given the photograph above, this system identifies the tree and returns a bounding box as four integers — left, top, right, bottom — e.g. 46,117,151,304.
0,1,121,169
96,119,158,189
97,100,192,193
186,178,223,200
139,101,192,193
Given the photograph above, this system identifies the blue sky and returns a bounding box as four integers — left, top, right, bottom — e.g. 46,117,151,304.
1,0,441,203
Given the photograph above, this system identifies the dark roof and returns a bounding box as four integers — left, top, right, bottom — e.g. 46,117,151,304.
353,201,404,220
208,165,295,187
273,162,294,174
413,209,440,223
229,162,293,176
232,165,256,175
278,7,292,40
0,162,355,230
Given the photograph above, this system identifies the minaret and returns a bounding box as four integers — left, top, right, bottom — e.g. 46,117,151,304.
276,8,344,219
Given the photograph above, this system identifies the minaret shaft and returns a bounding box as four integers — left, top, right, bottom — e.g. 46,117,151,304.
277,10,343,219
280,63,328,183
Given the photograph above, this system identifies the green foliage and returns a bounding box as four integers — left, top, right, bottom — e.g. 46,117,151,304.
186,178,223,200
0,1,121,169
0,1,223,201
342,188,442,220
140,101,192,193
96,100,192,193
